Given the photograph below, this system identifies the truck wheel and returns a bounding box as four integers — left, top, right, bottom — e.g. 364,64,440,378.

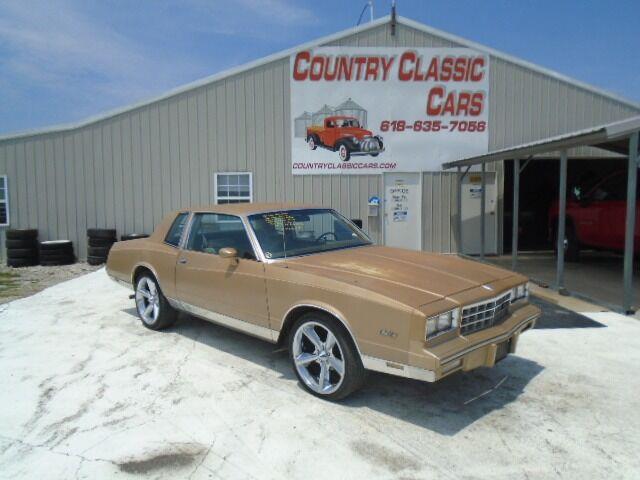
308,136,318,150
338,143,351,162
554,223,580,262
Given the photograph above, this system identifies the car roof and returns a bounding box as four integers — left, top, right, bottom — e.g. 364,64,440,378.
326,115,357,121
175,202,327,216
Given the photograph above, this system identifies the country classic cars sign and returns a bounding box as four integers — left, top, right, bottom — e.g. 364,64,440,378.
290,47,490,175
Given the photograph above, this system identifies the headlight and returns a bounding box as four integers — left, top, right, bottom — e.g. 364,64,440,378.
376,135,383,141
511,282,529,301
426,308,459,340
349,136,359,143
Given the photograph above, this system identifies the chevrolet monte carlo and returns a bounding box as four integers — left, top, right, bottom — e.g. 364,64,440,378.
107,203,541,400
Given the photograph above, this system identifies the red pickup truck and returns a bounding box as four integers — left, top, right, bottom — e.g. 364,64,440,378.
306,115,384,161
549,170,640,261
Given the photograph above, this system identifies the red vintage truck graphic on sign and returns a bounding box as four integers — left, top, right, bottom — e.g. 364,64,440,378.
306,116,384,161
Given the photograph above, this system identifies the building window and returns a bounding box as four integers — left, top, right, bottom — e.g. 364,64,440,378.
0,176,8,226
215,173,252,204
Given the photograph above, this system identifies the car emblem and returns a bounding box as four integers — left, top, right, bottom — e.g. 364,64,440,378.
379,329,398,338
482,285,493,291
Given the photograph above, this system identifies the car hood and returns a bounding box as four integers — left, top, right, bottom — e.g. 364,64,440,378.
281,245,518,308
338,127,373,138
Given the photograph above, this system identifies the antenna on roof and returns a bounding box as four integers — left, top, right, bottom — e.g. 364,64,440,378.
391,0,397,36
357,1,374,25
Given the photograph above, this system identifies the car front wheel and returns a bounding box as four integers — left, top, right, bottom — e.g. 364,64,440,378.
337,143,351,162
289,313,364,400
135,274,176,330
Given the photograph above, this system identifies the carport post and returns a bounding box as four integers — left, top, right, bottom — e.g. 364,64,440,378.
512,158,520,271
623,131,639,313
457,166,462,252
481,161,486,261
556,150,568,289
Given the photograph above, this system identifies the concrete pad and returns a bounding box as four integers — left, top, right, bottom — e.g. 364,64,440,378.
0,269,639,479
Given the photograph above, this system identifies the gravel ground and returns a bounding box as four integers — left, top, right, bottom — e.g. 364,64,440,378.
0,269,639,479
0,263,101,304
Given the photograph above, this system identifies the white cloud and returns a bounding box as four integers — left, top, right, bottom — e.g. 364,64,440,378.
0,0,317,131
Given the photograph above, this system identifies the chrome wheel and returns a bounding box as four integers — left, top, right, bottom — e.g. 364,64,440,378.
292,321,345,395
135,276,160,325
338,144,348,161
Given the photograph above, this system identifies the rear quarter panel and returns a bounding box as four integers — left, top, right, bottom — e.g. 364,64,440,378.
107,239,180,299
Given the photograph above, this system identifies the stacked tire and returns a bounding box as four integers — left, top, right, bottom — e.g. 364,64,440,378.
6,229,39,267
87,228,117,265
121,233,149,241
39,240,75,266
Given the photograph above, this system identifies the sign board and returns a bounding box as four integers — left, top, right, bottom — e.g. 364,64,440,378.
291,47,490,175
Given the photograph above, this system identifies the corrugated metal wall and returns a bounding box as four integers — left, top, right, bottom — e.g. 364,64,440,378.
0,20,638,259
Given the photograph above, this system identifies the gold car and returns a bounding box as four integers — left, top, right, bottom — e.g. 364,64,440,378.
106,203,540,400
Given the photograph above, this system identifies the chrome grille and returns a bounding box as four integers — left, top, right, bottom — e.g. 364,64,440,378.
461,292,512,335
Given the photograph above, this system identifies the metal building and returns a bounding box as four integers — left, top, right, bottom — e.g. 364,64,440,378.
0,15,638,260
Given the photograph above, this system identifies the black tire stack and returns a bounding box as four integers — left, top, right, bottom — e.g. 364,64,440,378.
39,240,75,266
87,228,117,265
121,233,149,241
6,229,39,267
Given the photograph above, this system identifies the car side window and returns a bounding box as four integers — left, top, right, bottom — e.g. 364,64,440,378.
592,173,626,201
164,212,189,247
186,213,256,260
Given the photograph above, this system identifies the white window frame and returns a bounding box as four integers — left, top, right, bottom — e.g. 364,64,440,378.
214,172,253,204
0,175,9,227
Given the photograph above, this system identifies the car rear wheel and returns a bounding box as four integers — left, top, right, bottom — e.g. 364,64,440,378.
308,136,317,150
289,313,364,400
135,274,176,330
554,223,580,262
337,143,351,162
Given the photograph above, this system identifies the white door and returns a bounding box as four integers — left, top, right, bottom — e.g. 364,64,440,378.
383,173,422,250
461,172,498,255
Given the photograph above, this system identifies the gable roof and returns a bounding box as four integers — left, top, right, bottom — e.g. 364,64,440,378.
1,15,638,142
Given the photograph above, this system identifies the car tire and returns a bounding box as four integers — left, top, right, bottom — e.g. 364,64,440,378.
88,237,116,248
88,245,111,257
308,135,318,150
40,257,75,266
134,274,176,331
121,233,149,241
87,255,107,266
7,257,38,268
7,248,38,259
6,229,38,240
39,240,74,253
87,228,117,239
288,312,365,401
337,143,351,162
554,223,580,263
6,238,37,249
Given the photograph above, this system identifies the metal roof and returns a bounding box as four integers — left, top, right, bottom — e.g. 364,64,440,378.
1,15,639,142
442,115,640,169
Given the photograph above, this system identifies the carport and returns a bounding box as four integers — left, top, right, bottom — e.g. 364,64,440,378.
443,116,640,313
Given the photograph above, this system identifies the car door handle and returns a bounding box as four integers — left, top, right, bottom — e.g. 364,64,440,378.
178,258,187,264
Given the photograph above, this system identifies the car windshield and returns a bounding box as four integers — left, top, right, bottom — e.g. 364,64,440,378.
336,118,359,128
248,209,371,259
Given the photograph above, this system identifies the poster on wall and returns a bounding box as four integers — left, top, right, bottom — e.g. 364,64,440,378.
291,47,489,175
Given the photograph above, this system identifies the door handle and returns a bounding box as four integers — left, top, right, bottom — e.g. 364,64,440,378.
178,258,187,264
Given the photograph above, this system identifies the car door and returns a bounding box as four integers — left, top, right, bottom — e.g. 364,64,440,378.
175,212,270,332
582,172,626,249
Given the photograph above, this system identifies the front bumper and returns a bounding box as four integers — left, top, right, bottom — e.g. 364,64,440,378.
362,303,540,383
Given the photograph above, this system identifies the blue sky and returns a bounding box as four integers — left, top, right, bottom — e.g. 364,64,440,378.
0,0,638,135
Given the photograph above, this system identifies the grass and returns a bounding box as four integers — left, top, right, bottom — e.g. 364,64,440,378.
0,271,21,298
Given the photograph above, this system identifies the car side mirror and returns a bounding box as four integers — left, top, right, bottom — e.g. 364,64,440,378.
219,247,238,262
